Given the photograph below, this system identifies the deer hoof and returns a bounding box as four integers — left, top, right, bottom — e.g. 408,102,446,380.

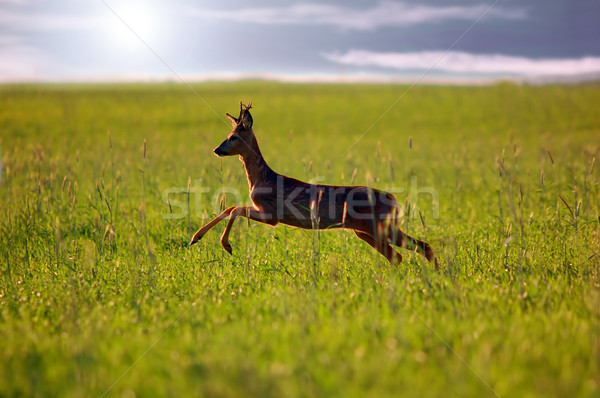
189,231,205,246
222,241,233,255
189,236,202,246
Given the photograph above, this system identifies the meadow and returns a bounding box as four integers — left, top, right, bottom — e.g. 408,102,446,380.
0,81,598,397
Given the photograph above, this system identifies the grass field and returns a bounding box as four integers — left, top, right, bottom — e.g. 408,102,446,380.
0,81,599,397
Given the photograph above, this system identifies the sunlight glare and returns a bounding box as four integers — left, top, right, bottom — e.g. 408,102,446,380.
107,2,162,50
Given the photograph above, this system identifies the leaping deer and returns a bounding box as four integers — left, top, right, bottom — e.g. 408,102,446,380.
190,102,438,268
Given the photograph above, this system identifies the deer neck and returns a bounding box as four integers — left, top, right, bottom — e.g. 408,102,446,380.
239,135,275,190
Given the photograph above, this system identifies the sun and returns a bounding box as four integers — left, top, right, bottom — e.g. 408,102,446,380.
106,1,162,50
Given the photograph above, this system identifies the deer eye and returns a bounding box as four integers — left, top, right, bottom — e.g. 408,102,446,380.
229,135,239,141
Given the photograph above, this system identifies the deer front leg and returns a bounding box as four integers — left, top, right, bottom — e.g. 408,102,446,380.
189,206,236,246
220,206,278,254
354,230,401,265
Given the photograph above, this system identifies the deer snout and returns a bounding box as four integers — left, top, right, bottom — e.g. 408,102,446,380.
213,146,226,157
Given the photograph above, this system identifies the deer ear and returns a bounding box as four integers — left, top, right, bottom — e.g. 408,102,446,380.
241,109,253,129
226,113,238,127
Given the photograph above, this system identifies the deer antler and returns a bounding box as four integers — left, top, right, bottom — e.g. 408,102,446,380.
239,101,253,112
238,101,253,119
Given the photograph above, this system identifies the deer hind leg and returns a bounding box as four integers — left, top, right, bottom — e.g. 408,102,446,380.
354,230,401,265
390,227,439,269
189,206,237,246
220,206,278,255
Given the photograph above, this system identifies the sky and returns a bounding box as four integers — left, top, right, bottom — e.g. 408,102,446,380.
1,0,600,82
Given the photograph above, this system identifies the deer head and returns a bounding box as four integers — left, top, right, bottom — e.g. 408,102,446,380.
214,102,254,157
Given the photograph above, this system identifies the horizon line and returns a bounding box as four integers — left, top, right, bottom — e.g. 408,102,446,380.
1,72,599,86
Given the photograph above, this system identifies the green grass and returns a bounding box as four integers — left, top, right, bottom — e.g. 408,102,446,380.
0,81,598,397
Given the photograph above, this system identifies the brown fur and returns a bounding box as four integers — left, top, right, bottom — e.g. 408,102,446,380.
190,102,438,268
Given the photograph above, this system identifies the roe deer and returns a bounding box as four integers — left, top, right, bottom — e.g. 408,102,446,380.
190,102,438,268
